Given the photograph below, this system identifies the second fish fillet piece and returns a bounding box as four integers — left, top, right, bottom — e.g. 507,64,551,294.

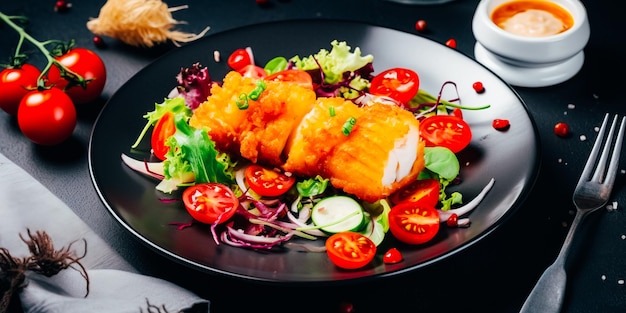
322,103,425,203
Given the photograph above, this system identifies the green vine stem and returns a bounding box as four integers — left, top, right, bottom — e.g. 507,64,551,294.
0,11,88,89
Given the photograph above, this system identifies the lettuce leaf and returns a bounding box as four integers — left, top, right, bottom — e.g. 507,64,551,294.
159,115,235,193
290,40,373,84
131,97,192,149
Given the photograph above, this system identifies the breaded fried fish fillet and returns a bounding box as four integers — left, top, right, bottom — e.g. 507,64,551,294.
282,97,363,177
190,71,316,166
322,103,425,202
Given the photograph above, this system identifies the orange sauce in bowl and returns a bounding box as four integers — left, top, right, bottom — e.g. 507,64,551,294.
491,1,574,37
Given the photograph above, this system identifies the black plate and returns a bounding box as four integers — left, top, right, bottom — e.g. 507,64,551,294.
89,19,539,283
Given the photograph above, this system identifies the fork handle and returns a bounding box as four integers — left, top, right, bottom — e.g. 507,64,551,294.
519,262,567,313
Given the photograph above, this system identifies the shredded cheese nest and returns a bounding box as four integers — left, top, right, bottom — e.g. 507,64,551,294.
86,0,210,48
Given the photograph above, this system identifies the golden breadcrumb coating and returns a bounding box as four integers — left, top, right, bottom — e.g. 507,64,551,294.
189,71,316,166
323,103,425,202
282,97,363,177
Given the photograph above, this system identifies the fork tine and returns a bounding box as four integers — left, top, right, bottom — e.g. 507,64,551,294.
591,114,618,183
603,116,626,187
580,113,610,183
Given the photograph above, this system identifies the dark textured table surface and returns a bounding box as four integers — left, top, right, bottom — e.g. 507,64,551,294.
1,1,625,312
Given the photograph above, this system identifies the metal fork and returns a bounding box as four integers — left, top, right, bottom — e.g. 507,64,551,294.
519,113,626,313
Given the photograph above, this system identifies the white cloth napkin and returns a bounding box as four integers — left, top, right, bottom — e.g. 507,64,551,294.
0,152,210,313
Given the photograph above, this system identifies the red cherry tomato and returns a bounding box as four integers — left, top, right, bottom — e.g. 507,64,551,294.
182,183,239,225
47,47,107,104
237,64,267,79
17,87,76,146
265,69,313,89
369,67,420,104
227,48,253,71
0,64,41,116
244,164,295,197
325,232,377,269
389,178,440,207
419,115,472,153
388,201,440,245
151,112,176,160
445,38,457,48
383,248,403,264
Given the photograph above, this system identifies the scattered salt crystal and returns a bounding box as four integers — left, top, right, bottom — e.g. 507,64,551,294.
621,234,625,240
618,279,625,285
563,111,568,115
558,158,563,163
602,275,607,281
579,135,587,141
594,126,600,132
567,103,575,109
213,50,221,62
621,169,625,175
465,161,470,166
593,94,599,99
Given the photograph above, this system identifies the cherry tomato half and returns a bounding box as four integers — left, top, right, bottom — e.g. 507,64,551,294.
369,67,420,104
388,201,440,245
326,232,377,269
265,69,313,89
244,164,295,197
47,47,107,105
419,115,472,153
151,112,176,160
17,87,76,146
0,64,41,116
237,64,267,79
227,48,253,71
182,183,239,225
389,178,440,207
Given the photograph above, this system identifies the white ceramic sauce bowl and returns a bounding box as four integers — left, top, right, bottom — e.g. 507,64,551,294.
472,0,590,64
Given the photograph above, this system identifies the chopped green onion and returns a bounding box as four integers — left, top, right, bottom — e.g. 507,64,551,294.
236,93,249,109
342,117,357,136
248,80,267,101
329,106,336,117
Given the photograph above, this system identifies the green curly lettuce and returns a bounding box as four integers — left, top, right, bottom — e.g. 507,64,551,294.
157,115,235,193
290,40,373,84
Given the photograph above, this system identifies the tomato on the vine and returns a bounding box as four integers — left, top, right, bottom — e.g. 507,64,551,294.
265,69,313,89
17,87,76,146
182,183,239,225
389,178,440,207
419,115,472,153
369,67,420,104
388,201,440,245
47,47,106,104
326,232,377,269
244,164,295,197
151,112,176,160
227,48,253,71
0,64,41,116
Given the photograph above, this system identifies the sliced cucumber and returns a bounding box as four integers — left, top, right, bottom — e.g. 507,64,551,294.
311,196,365,234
